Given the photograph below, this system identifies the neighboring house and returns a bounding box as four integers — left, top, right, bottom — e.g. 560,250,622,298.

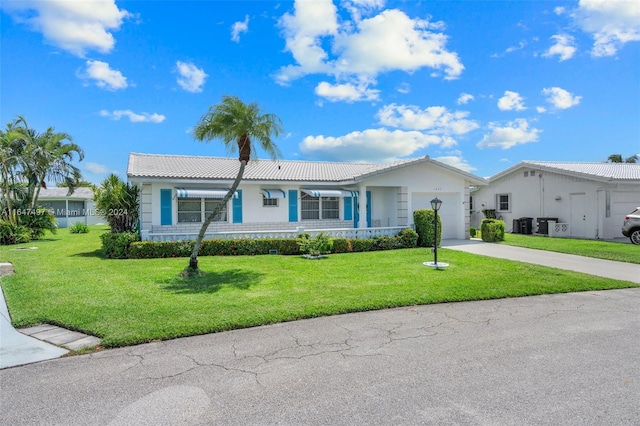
127,153,487,241
471,161,640,240
37,187,104,228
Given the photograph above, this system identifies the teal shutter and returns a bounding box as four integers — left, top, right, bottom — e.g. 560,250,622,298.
288,190,298,222
232,190,243,223
160,189,172,225
344,197,353,221
366,191,372,227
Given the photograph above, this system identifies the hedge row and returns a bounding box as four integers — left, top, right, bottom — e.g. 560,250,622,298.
102,228,419,259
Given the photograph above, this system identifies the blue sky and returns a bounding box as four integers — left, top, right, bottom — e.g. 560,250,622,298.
1,0,639,183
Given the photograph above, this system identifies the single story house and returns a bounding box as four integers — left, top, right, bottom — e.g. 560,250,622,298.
127,153,488,241
471,161,640,240
37,187,105,228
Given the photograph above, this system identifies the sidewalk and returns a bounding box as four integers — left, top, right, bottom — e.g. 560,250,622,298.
443,239,640,284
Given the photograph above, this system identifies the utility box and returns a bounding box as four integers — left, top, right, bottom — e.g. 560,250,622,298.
520,217,534,235
537,217,558,235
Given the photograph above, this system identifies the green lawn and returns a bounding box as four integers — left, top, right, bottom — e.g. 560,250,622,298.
0,227,636,348
500,233,639,264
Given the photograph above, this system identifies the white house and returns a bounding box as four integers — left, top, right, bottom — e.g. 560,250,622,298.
471,161,640,240
37,187,104,228
127,153,487,241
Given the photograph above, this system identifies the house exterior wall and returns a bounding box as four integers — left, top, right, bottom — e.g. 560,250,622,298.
132,161,477,241
471,167,640,239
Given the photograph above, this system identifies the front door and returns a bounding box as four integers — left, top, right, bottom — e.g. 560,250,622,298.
570,193,586,238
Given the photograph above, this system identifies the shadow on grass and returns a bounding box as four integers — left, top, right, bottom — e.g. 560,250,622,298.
162,269,264,294
71,249,105,258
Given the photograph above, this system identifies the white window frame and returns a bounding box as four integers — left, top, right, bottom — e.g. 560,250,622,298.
177,197,228,223
301,193,340,220
262,196,279,207
496,194,511,212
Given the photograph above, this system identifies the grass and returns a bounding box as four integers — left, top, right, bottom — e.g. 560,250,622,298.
0,226,636,348
499,233,639,264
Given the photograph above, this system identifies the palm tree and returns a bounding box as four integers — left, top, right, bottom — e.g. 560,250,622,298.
94,174,139,233
607,154,638,163
0,117,28,220
187,95,283,272
19,123,84,208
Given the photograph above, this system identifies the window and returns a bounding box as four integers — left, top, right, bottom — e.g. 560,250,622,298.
524,171,529,177
67,201,85,217
301,193,340,220
469,195,474,211
39,201,66,217
177,198,227,223
262,196,278,207
497,194,510,212
531,170,536,177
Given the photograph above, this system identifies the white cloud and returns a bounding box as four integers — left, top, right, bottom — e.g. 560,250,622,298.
85,162,109,174
536,106,547,113
573,0,640,57
433,156,476,172
80,60,127,90
231,15,249,42
543,34,577,61
396,82,410,94
277,1,463,95
2,0,131,57
99,110,165,123
542,87,582,109
554,6,566,15
176,61,208,93
377,104,479,136
457,93,475,105
315,80,380,102
299,128,444,162
497,91,527,111
477,119,541,149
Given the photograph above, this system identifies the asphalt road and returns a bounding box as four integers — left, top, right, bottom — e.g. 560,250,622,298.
1,288,638,425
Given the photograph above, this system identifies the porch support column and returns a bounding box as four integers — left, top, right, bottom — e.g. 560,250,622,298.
358,183,367,228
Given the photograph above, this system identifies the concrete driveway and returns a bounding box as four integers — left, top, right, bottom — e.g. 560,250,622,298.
1,288,638,425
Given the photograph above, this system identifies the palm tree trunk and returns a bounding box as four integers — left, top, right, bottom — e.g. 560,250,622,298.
189,160,246,270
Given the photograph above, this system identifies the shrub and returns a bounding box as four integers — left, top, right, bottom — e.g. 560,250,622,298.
18,207,57,240
481,219,505,242
413,209,442,247
297,232,333,257
128,238,303,259
100,232,140,259
69,222,90,234
470,226,477,238
350,238,374,252
397,228,418,248
332,238,351,253
0,219,31,245
371,236,399,251
94,174,139,233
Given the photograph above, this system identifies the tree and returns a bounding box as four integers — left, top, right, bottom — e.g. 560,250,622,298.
94,174,139,233
607,154,638,163
0,117,27,221
187,95,283,272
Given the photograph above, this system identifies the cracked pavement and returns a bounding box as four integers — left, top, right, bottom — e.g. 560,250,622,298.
1,288,639,425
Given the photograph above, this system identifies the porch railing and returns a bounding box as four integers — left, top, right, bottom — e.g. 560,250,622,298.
142,226,408,242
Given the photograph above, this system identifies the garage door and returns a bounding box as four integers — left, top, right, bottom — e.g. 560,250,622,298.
607,192,640,239
412,192,459,239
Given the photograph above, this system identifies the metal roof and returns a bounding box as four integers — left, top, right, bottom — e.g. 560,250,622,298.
127,152,487,185
490,161,640,182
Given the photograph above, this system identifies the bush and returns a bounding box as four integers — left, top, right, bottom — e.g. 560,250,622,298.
397,228,418,248
18,207,57,240
470,226,477,238
481,219,505,242
0,219,31,245
332,238,351,253
128,238,303,259
350,238,374,252
297,232,333,257
69,222,90,234
100,232,140,259
413,209,442,247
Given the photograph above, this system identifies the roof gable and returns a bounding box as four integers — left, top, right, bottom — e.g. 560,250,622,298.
490,161,640,183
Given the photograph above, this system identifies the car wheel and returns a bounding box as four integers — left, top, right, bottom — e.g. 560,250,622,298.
631,229,640,245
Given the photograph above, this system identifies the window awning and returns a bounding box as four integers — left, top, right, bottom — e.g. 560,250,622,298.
301,189,359,198
175,188,239,199
260,189,286,199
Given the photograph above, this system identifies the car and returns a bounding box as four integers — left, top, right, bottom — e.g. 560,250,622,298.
621,207,640,245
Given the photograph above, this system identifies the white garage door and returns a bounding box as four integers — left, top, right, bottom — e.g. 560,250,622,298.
607,191,640,239
412,192,459,239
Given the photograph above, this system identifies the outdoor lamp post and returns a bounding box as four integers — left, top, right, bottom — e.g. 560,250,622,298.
424,197,449,269
431,197,442,264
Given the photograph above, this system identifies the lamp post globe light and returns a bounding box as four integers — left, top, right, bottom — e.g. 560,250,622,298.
424,197,449,269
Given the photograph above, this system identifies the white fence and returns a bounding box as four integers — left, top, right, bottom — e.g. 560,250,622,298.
142,226,408,242
548,222,571,238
